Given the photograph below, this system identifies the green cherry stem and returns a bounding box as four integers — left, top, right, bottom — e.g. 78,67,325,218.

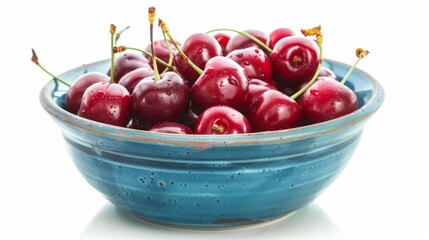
110,24,116,83
159,18,203,75
148,7,160,81
341,48,369,85
31,48,70,87
161,31,174,74
206,28,272,54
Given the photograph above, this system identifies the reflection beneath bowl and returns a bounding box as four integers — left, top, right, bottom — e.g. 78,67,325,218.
80,202,343,240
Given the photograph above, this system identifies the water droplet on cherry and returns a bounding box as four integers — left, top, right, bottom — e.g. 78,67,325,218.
310,89,319,96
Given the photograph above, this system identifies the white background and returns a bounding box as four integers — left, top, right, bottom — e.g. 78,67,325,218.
1,0,428,239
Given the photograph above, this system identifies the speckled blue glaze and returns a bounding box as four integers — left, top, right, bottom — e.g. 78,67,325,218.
39,59,384,229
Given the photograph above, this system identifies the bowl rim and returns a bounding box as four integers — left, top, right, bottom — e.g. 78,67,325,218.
39,58,385,146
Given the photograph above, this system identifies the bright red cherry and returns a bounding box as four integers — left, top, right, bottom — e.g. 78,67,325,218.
268,27,296,49
149,122,193,134
300,77,358,124
190,56,249,112
78,81,132,127
270,36,320,87
225,29,268,55
173,33,222,86
107,51,151,83
226,46,273,84
194,105,251,134
64,72,110,114
248,89,302,132
131,72,190,129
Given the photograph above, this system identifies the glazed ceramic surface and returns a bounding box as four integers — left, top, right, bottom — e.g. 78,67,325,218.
39,59,384,229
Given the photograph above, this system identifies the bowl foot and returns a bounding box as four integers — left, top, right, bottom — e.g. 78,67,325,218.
126,211,297,231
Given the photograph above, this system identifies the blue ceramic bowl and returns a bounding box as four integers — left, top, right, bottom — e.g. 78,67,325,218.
39,59,384,229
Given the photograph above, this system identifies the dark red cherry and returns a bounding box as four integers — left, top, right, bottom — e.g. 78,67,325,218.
149,122,193,134
225,29,268,55
300,77,358,124
270,36,320,87
190,56,249,112
78,82,131,127
268,27,296,49
212,32,230,56
118,67,154,93
131,71,189,129
248,89,302,132
173,33,222,86
107,51,151,83
194,105,251,134
226,47,273,84
144,39,179,73
64,72,109,114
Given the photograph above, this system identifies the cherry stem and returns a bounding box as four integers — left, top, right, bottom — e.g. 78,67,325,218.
212,124,224,134
161,31,174,74
110,24,116,83
290,27,323,100
148,7,160,81
159,18,203,75
114,46,174,71
31,49,70,87
115,26,130,44
206,28,272,54
340,48,369,85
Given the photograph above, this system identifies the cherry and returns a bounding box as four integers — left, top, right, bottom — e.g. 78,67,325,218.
78,82,131,126
107,51,151,83
268,27,296,49
212,32,230,55
65,72,110,114
131,8,190,129
247,89,302,132
149,122,193,134
270,36,320,87
118,67,154,93
300,48,369,124
77,24,132,127
131,72,190,129
300,77,358,124
144,39,179,73
224,29,268,55
172,32,222,86
190,56,249,112
226,46,273,84
194,105,251,134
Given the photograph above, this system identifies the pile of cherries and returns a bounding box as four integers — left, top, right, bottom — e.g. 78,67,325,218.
34,7,368,135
